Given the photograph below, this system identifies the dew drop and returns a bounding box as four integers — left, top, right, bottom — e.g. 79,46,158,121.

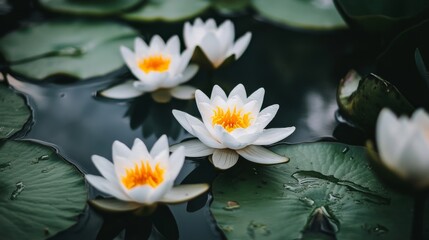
300,197,315,206
10,181,25,200
342,147,349,153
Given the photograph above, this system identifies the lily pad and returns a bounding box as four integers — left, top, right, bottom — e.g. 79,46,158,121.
39,0,142,16
0,140,87,240
0,19,137,80
251,0,346,30
122,0,210,22
0,84,31,139
212,0,249,14
211,142,414,239
337,70,414,131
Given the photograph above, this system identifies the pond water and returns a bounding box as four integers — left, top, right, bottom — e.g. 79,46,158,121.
4,13,366,240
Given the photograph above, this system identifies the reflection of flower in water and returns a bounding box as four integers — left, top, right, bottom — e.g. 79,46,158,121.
172,84,295,170
101,35,199,103
184,18,252,68
303,91,337,138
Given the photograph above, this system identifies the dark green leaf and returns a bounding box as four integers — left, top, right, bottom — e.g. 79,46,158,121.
251,0,346,30
0,84,31,139
0,140,87,240
39,0,142,16
212,0,249,14
211,142,414,239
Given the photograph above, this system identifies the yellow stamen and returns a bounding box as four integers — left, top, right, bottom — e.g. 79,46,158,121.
212,106,252,132
138,55,171,73
121,161,165,189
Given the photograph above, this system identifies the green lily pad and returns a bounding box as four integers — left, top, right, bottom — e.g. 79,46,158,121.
0,84,31,139
334,0,429,40
39,0,142,16
212,0,249,14
0,19,137,80
0,140,87,240
251,0,346,30
122,0,210,22
211,142,414,239
337,70,414,131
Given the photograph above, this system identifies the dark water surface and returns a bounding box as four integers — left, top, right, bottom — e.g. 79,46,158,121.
5,15,364,239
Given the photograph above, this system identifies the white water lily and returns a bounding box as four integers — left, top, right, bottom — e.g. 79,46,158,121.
172,84,295,170
85,135,209,205
101,35,199,103
376,108,429,187
184,18,252,68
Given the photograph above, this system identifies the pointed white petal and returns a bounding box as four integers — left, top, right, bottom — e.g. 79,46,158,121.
131,138,152,162
170,139,215,157
191,124,224,149
183,22,194,48
168,146,185,180
247,87,265,112
199,33,224,67
195,89,211,104
376,109,401,165
170,85,197,100
212,149,239,169
160,184,209,203
135,37,148,58
120,46,136,70
411,108,429,129
204,18,217,30
150,135,169,157
256,104,280,129
85,175,130,201
216,20,234,53
167,64,199,88
91,155,117,184
253,127,296,145
194,18,204,27
149,35,165,53
211,85,227,100
165,35,180,56
172,110,196,135
112,140,132,160
228,83,246,99
236,145,289,164
100,81,144,99
230,32,252,59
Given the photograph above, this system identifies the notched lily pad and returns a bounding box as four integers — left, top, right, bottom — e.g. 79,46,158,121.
39,0,142,16
0,19,137,80
337,70,414,131
122,0,210,22
251,0,346,30
0,83,31,139
211,142,414,239
0,140,87,240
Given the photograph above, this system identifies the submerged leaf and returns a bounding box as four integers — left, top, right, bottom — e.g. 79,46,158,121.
211,142,414,239
0,140,87,240
337,70,414,131
0,83,31,139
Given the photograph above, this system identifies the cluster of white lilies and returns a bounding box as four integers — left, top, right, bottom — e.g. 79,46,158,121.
87,18,295,206
87,17,429,209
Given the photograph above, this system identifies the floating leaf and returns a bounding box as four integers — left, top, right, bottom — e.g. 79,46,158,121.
0,19,137,80
122,0,210,22
251,0,346,30
211,142,414,239
0,83,31,139
0,140,87,240
337,70,414,131
212,0,249,14
39,0,142,16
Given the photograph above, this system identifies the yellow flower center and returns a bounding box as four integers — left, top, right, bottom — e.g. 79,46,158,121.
138,55,171,73
212,106,252,132
121,161,165,189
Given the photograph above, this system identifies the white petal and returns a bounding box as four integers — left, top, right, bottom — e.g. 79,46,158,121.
112,140,132,160
204,18,217,30
212,149,239,169
195,89,211,104
170,85,197,100
230,32,252,59
149,35,165,53
190,123,224,149
247,87,265,112
151,89,172,103
85,175,130,201
127,181,174,204
236,145,289,164
255,104,280,129
172,110,196,135
194,18,204,27
228,83,246,99
216,20,234,53
135,37,148,58
165,35,180,56
170,139,215,157
411,108,429,130
91,155,117,184
160,184,209,203
150,135,169,158
376,109,401,166
167,64,199,87
176,48,194,74
168,146,185,180
253,127,296,145
100,80,144,99
131,138,151,162
199,33,224,67
120,46,136,70
183,22,193,48
211,85,227,100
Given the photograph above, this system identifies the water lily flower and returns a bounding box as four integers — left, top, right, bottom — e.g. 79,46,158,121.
171,84,295,170
183,18,252,68
101,35,199,103
376,108,429,187
85,135,209,205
